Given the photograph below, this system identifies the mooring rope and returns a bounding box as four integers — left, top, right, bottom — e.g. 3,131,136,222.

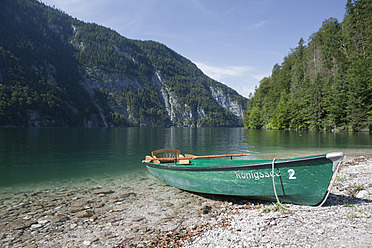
271,158,343,211
271,158,289,210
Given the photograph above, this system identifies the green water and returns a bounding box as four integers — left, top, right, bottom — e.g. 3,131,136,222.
0,128,371,189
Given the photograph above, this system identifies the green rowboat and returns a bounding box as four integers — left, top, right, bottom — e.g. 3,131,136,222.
142,149,344,206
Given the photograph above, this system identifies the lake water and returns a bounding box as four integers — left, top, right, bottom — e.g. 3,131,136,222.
0,128,371,190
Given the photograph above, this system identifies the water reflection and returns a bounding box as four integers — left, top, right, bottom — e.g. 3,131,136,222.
242,129,371,158
0,128,370,188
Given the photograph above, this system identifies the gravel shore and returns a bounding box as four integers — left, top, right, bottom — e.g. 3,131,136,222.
0,168,235,247
180,156,372,248
0,156,371,248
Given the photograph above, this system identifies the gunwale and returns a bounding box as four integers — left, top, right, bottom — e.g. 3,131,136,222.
143,154,327,171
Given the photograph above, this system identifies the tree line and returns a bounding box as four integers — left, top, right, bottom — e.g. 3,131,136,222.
243,0,371,132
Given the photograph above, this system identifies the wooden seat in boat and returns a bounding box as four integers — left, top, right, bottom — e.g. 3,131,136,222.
151,149,189,164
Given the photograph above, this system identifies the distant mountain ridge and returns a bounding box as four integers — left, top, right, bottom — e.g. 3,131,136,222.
0,0,247,127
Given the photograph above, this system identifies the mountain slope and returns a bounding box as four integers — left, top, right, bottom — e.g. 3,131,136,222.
0,0,247,127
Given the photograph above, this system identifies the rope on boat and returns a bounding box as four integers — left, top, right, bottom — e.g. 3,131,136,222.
271,158,288,210
271,158,343,211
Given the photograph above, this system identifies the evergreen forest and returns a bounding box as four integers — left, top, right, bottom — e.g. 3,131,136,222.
243,0,371,132
0,0,246,127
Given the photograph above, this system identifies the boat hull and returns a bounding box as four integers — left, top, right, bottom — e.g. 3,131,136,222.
144,153,343,205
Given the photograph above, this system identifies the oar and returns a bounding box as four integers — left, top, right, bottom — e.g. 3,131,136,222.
144,153,251,163
184,153,251,159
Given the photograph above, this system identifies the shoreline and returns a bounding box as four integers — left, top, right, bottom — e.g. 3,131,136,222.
155,156,372,248
0,156,371,247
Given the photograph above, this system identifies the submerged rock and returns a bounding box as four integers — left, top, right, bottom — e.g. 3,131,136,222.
50,215,69,223
76,210,95,218
7,220,38,230
92,189,115,195
132,217,145,222
119,192,137,198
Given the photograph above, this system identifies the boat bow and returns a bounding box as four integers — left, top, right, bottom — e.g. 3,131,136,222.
326,152,344,171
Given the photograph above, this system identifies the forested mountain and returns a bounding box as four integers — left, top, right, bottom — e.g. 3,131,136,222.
244,0,371,132
0,0,247,127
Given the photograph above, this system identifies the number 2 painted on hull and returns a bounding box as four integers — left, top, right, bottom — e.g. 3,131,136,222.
288,169,296,179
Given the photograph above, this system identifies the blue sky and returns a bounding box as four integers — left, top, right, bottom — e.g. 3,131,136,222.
44,0,346,98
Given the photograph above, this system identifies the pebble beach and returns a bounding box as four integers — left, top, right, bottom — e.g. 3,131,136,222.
0,156,371,247
181,156,372,248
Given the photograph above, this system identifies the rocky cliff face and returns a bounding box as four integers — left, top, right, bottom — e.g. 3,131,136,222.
209,86,244,117
77,64,246,127
0,0,247,127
